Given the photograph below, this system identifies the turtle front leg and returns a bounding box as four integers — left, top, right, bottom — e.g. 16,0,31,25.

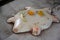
7,17,15,23
24,7,31,10
31,27,41,36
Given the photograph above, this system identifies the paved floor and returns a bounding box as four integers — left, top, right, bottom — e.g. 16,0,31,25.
0,0,60,40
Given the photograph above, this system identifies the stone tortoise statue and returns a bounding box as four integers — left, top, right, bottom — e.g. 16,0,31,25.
7,7,60,36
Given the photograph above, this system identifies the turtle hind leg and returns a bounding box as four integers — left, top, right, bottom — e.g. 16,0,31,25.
51,15,60,23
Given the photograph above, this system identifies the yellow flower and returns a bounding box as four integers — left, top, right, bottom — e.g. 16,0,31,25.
27,10,34,16
37,10,44,16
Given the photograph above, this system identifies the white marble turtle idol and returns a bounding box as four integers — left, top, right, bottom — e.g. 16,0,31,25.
7,7,59,36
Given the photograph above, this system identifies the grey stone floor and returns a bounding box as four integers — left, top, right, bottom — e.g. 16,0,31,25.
0,0,60,40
